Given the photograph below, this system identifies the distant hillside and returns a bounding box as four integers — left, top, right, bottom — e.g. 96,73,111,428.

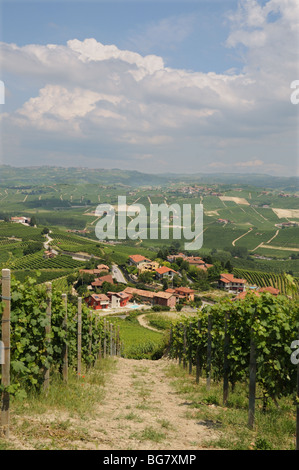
0,165,298,191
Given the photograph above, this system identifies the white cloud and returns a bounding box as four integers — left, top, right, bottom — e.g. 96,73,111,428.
0,0,298,174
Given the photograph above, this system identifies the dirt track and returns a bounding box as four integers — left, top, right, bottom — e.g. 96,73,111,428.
71,357,219,450
7,357,219,450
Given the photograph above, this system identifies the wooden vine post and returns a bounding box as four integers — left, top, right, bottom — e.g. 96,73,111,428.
188,323,193,375
44,282,52,393
178,322,183,365
183,324,187,369
77,297,82,378
1,269,11,438
103,318,107,359
62,293,68,383
223,311,230,405
196,319,201,384
248,332,257,429
206,312,212,390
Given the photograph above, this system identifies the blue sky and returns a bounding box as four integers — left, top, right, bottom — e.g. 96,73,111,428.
0,0,298,176
1,1,241,73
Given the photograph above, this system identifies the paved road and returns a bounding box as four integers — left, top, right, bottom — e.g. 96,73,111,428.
112,264,127,284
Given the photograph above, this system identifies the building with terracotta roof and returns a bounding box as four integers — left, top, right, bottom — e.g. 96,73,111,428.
234,285,280,301
129,254,152,267
155,266,178,280
96,264,110,272
173,287,195,302
91,274,114,288
84,293,110,310
106,291,130,308
218,273,247,293
123,286,155,304
153,291,176,308
257,286,280,295
138,261,160,274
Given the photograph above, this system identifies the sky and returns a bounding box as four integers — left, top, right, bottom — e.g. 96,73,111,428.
0,0,298,176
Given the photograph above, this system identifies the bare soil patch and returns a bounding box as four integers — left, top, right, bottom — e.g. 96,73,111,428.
6,358,220,450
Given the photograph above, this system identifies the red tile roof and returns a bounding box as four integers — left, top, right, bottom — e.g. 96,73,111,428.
258,286,280,295
175,287,195,294
129,255,151,263
220,273,247,284
154,292,175,299
156,266,177,275
91,294,109,301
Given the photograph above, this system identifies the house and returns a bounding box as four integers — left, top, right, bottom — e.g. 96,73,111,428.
123,287,155,304
138,261,159,274
155,266,178,280
80,268,107,276
129,254,151,267
185,256,206,266
173,287,195,302
84,293,110,310
234,286,280,300
106,291,130,308
218,273,247,293
167,253,186,263
257,286,280,295
96,264,110,272
153,292,176,308
91,274,114,288
10,216,31,225
43,250,56,259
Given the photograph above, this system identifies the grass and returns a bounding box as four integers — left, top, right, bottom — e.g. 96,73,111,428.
0,357,117,450
165,361,297,450
129,426,166,443
110,315,167,359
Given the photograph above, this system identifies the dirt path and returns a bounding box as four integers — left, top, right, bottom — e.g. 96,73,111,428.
232,227,253,246
8,357,219,450
77,357,218,450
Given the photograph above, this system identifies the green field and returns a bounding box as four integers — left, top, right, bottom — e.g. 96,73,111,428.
0,166,298,280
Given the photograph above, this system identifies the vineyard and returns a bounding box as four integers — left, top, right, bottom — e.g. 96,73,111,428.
233,268,299,297
0,270,120,438
4,252,84,271
168,293,299,440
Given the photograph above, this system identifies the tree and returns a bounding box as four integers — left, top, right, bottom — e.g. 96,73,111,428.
225,260,233,272
29,216,37,227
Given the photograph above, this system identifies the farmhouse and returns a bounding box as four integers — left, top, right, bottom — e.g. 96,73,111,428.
106,291,130,308
43,250,56,259
84,293,109,310
10,216,31,225
167,253,186,263
123,286,155,304
258,286,280,295
155,266,178,280
185,256,205,266
96,264,110,272
153,291,176,308
173,287,195,302
91,274,114,288
138,261,159,274
234,286,280,300
218,273,247,293
129,254,151,267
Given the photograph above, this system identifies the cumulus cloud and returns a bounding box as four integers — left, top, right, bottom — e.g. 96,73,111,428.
0,0,298,174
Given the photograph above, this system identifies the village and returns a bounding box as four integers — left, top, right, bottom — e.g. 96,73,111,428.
82,252,281,315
